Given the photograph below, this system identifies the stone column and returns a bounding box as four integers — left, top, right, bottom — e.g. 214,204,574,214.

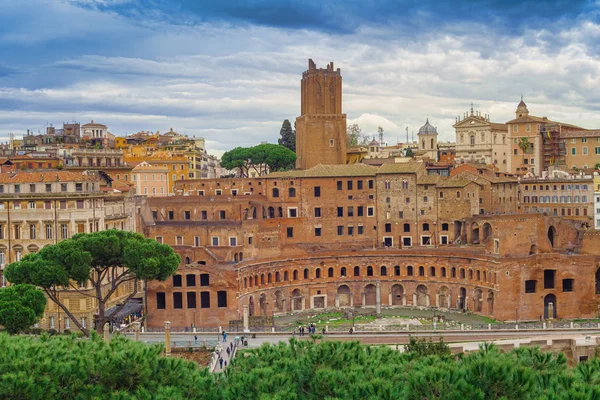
350,293,354,307
361,292,366,307
301,297,305,311
133,322,141,342
388,293,392,306
412,293,417,306
103,323,110,343
447,295,451,309
335,294,340,308
291,297,295,312
426,295,430,307
548,303,554,321
243,305,249,332
164,321,171,357
435,294,440,307
375,282,381,316
282,298,286,312
402,294,406,306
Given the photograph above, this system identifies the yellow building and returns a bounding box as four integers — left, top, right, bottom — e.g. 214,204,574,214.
124,152,189,194
114,137,129,150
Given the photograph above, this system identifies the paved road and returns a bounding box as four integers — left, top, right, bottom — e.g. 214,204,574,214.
126,329,600,349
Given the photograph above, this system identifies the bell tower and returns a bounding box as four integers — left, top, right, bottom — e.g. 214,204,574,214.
295,59,347,170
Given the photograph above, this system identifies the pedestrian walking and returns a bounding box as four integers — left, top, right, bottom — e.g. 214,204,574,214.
224,360,227,368
219,358,224,368
226,347,231,356
222,330,227,342
322,328,326,335
194,335,198,344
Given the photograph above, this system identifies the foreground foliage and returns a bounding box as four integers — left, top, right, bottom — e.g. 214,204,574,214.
3,334,600,399
0,284,46,334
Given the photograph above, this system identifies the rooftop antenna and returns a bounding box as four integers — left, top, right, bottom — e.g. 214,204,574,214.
405,126,409,144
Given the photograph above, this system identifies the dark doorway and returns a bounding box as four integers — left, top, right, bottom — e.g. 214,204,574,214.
544,294,557,319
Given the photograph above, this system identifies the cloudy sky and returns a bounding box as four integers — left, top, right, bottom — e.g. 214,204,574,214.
1,0,599,157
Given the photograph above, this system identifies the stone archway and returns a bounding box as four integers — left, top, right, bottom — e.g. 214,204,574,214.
291,289,303,311
471,222,480,244
458,287,467,310
337,285,352,307
364,284,376,306
482,223,492,242
416,285,428,307
487,291,494,314
473,288,483,312
248,296,255,316
259,293,267,315
274,290,283,311
391,284,404,305
438,286,450,308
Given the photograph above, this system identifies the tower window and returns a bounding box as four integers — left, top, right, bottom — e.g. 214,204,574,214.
329,139,335,147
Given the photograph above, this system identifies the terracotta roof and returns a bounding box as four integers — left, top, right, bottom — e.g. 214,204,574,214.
417,175,441,185
490,123,508,130
269,164,378,178
377,162,425,174
436,178,473,188
506,115,585,130
0,171,99,183
560,130,600,138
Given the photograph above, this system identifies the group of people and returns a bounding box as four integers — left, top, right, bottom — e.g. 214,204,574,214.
292,323,326,336
218,340,236,370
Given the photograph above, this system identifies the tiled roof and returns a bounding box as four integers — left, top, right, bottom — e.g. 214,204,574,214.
490,123,508,130
506,115,585,130
0,171,99,183
377,162,425,174
269,164,378,178
417,175,441,185
436,178,473,188
560,130,600,138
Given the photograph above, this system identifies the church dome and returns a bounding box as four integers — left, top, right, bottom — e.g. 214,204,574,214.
418,118,438,135
516,96,529,115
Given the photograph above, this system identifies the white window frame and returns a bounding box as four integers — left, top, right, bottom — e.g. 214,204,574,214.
211,236,219,246
420,235,432,246
215,189,222,195
155,236,163,244
287,207,298,218
367,206,375,217
229,236,237,247
440,235,448,245
401,236,412,247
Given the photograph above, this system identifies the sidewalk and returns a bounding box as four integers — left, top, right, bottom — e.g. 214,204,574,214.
213,337,237,373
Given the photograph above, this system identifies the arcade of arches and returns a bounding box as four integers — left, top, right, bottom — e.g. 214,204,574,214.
237,251,600,322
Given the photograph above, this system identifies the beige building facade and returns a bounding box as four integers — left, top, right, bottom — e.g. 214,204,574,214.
131,162,169,196
454,107,508,171
0,170,136,332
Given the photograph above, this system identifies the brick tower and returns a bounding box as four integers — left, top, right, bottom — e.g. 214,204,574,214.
295,59,347,170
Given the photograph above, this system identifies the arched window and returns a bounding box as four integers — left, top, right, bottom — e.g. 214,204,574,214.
367,266,373,276
419,266,425,276
268,273,272,283
381,266,387,276
470,135,475,145
275,272,280,282
293,270,298,280
284,271,289,281
476,270,481,280
460,268,465,279
394,266,400,276
402,180,409,189
468,270,473,280
354,266,360,276
288,187,296,197
244,277,247,289
268,207,275,218
430,138,434,149
407,266,414,276
328,267,334,278
260,274,265,284
451,267,456,278
185,256,190,264
341,267,347,277
423,223,430,231
430,267,436,277
315,268,321,278
303,268,309,279
441,267,446,277
272,188,279,198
